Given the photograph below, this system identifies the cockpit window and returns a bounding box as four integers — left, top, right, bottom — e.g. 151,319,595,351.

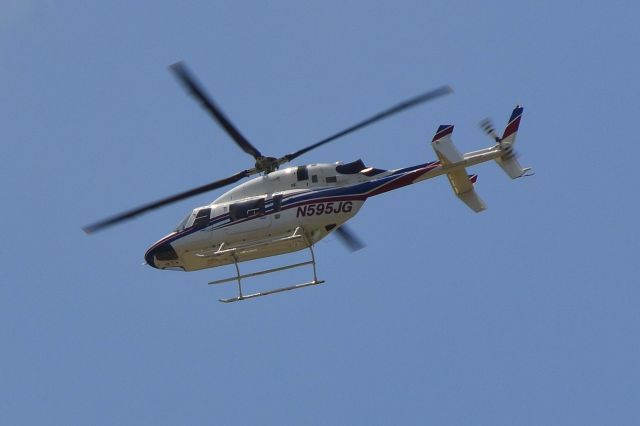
192,208,211,229
336,159,366,174
174,213,192,232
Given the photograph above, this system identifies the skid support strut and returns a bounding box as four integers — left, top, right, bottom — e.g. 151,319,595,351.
210,243,325,303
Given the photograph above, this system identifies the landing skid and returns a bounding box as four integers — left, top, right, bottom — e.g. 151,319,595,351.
208,228,325,303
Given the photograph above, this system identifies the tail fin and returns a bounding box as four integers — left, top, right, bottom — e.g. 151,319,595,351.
431,125,461,161
496,105,532,179
501,105,523,146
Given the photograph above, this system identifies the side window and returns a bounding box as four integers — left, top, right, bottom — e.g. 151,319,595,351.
325,176,337,183
229,198,266,221
273,194,283,212
192,208,211,229
296,166,309,181
311,175,318,183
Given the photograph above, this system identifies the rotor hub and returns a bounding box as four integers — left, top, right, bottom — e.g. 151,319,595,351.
255,156,279,173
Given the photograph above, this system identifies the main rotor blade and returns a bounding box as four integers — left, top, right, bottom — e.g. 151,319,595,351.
83,169,252,234
170,61,263,159
334,225,365,252
278,85,453,164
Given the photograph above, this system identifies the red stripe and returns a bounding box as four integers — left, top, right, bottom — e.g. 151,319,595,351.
367,163,440,197
502,116,521,140
432,125,454,142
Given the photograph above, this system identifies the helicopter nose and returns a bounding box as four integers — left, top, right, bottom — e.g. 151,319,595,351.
144,241,179,269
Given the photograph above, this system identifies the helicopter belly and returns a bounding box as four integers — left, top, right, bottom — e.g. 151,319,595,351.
178,228,311,271
160,198,364,271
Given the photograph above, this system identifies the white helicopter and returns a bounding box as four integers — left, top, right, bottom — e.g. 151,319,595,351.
85,62,532,303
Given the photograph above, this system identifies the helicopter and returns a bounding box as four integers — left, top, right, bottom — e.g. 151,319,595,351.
84,62,532,303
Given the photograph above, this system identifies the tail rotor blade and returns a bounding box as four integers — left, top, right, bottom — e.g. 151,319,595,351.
479,118,501,143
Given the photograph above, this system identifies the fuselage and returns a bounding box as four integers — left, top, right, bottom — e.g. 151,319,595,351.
145,159,442,271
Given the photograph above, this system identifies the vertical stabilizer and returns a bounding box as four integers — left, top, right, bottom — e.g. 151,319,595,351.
496,105,531,179
501,105,524,146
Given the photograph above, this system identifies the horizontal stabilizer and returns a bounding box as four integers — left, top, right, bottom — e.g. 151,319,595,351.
446,169,486,212
431,125,486,213
458,189,486,213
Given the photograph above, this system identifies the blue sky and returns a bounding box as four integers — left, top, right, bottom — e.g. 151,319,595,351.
2,1,639,424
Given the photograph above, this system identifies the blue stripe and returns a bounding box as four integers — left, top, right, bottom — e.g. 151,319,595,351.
509,105,524,122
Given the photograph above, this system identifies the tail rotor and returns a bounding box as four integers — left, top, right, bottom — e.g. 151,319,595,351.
480,106,533,179
479,118,502,143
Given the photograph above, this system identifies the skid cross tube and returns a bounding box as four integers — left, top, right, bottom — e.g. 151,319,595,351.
213,233,324,303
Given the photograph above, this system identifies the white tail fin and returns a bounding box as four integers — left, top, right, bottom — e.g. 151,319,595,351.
501,105,523,145
495,106,532,179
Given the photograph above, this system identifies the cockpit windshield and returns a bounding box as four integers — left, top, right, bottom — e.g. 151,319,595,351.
174,213,192,232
